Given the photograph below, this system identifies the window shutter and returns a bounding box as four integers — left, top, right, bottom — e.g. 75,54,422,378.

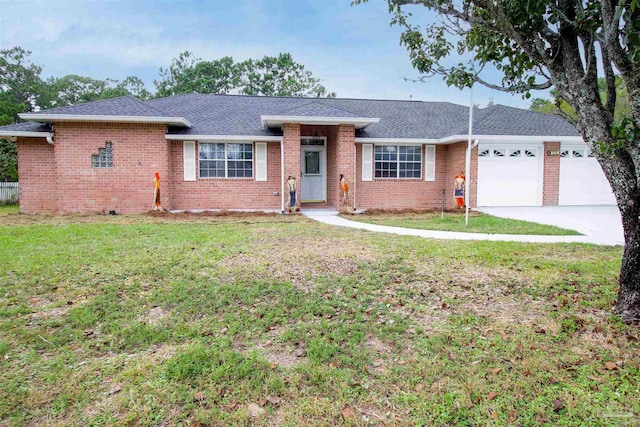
362,144,373,181
255,142,267,181
425,145,436,181
183,141,196,181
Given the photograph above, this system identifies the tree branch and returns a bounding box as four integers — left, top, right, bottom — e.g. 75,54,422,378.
601,42,617,119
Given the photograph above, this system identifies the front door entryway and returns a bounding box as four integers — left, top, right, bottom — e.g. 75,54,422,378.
300,137,326,202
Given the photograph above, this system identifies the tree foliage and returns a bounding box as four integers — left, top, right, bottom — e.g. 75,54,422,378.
531,77,631,126
354,0,640,320
155,52,335,98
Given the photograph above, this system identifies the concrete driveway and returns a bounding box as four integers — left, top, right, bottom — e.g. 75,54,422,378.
476,205,624,246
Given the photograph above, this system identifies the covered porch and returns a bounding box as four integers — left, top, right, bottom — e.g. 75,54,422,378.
262,110,379,211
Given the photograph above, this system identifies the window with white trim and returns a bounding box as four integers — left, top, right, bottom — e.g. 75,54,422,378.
199,143,253,178
374,145,422,178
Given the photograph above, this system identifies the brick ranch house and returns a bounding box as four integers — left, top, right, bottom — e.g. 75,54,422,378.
0,94,615,214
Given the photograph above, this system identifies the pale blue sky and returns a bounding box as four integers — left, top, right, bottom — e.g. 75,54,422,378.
1,0,543,108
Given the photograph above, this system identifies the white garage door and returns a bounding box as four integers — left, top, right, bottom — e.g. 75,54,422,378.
477,146,542,206
559,146,616,205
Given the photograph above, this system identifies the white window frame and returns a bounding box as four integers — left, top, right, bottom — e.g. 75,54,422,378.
374,144,422,179
198,142,254,179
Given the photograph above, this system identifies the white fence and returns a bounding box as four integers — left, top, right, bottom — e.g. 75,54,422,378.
0,182,19,204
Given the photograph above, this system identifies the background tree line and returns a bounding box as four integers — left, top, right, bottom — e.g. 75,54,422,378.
0,47,335,181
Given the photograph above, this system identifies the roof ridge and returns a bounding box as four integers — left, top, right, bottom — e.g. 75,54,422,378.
35,95,140,114
314,99,369,116
150,92,433,104
139,99,181,117
271,99,319,115
272,99,364,117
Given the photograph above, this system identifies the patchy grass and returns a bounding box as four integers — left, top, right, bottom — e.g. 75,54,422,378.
0,204,19,215
0,211,637,426
345,211,581,235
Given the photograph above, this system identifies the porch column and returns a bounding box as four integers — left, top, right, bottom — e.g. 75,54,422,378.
283,123,301,203
334,124,356,207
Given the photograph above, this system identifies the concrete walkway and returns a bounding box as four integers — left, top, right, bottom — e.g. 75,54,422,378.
302,208,620,246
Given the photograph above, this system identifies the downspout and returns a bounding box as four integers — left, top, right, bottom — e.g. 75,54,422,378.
280,138,285,213
46,136,54,145
353,142,357,211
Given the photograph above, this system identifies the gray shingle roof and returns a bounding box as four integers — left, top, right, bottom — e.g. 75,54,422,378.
459,104,578,136
26,96,182,118
272,100,364,117
0,121,52,133
0,93,580,139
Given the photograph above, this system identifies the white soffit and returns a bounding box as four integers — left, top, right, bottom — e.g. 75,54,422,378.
261,115,380,129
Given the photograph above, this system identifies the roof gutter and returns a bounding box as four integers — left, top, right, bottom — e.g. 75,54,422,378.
356,135,584,144
165,134,283,142
19,113,191,127
0,130,54,139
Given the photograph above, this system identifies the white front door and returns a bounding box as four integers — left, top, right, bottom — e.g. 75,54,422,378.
301,145,326,202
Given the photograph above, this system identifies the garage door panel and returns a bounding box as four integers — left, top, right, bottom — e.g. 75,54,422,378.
477,148,541,207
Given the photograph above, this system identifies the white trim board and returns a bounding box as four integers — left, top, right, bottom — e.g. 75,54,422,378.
356,135,584,145
166,134,283,142
0,131,53,138
19,113,191,127
261,115,379,129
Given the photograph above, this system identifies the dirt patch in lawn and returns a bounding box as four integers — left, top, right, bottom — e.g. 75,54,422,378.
233,339,306,369
219,234,380,290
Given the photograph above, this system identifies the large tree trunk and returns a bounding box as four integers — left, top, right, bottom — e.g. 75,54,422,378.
574,102,640,322
617,207,640,321
555,76,640,321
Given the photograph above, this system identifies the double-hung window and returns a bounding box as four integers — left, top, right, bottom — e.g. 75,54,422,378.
199,143,253,178
374,145,422,178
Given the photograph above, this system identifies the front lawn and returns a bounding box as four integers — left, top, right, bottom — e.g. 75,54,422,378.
345,210,581,235
0,212,637,426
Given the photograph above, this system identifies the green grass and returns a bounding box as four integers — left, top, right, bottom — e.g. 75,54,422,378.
0,212,637,426
0,204,19,215
346,211,581,235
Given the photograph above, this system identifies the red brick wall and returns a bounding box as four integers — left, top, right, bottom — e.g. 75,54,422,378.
283,123,301,202
444,141,478,208
333,125,355,207
51,122,169,214
16,121,484,213
169,141,282,210
17,137,58,214
542,141,560,206
355,143,446,210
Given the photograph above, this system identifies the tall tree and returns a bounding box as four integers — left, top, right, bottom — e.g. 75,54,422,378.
241,53,336,97
0,47,47,181
41,74,107,108
354,0,640,320
0,47,45,122
99,76,153,100
154,51,335,98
